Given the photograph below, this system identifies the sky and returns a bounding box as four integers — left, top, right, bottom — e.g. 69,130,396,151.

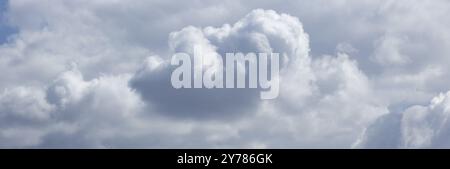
0,0,16,44
1,0,450,148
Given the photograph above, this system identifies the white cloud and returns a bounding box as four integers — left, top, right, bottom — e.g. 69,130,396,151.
355,91,450,148
0,0,449,148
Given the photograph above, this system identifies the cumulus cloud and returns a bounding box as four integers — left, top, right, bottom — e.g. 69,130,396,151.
0,64,146,147
128,9,387,147
355,91,450,148
0,0,450,148
129,9,311,119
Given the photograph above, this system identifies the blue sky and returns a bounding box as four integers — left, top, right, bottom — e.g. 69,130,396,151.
0,0,16,44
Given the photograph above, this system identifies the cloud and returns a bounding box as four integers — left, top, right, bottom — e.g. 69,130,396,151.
0,86,54,126
0,64,147,148
355,91,450,148
128,9,387,147
129,9,311,119
0,0,450,148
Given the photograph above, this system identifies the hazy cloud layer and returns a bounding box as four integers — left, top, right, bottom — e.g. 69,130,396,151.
0,0,450,148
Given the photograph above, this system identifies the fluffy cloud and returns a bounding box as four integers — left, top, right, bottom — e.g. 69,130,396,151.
129,9,311,119
0,65,146,147
355,91,450,148
128,9,387,147
0,0,450,148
